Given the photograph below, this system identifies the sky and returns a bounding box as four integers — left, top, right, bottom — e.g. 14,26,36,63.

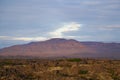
0,0,120,48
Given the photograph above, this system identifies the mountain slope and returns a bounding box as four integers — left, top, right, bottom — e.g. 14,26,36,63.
0,38,120,58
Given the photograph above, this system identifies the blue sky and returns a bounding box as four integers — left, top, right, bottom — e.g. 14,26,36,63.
0,0,120,48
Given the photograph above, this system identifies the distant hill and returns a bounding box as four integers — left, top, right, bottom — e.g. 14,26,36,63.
0,38,120,59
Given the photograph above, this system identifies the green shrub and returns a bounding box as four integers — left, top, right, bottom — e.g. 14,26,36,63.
79,70,88,74
67,58,81,62
60,73,69,77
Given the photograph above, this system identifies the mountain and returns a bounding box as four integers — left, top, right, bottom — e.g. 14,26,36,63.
0,38,120,59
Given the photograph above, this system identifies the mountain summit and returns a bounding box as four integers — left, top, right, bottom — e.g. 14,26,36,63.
0,38,120,58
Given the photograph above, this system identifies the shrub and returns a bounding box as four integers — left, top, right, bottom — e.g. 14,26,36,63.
67,58,81,62
79,70,88,74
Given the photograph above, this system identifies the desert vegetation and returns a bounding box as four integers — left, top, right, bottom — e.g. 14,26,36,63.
0,58,120,80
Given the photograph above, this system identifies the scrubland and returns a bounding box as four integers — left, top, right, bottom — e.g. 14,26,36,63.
0,58,120,80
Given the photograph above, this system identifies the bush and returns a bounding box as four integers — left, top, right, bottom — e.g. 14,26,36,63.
79,70,88,74
67,58,81,62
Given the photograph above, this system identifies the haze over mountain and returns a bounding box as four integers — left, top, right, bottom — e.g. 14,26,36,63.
0,38,120,59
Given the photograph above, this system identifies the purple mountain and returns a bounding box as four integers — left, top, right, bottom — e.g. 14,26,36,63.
0,38,120,59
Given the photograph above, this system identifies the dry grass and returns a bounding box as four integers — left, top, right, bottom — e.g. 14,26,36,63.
0,58,120,80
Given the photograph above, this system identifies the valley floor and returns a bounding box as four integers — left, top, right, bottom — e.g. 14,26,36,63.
0,58,120,80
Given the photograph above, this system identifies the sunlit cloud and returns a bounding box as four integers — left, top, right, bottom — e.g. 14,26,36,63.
49,22,82,38
0,36,47,41
0,22,82,41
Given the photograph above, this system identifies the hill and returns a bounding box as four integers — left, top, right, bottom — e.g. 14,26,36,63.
0,38,120,59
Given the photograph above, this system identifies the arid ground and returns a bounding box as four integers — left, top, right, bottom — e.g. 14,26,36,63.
0,58,120,80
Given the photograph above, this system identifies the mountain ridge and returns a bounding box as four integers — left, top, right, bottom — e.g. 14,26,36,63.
0,38,120,59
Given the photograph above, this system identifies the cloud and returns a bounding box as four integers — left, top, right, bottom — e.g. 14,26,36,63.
0,36,47,41
88,24,120,31
99,25,120,30
0,22,82,41
49,22,81,38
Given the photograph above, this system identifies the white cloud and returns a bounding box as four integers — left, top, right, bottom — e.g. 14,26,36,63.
49,22,81,38
0,36,47,41
64,35,91,40
0,22,82,41
13,37,47,41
